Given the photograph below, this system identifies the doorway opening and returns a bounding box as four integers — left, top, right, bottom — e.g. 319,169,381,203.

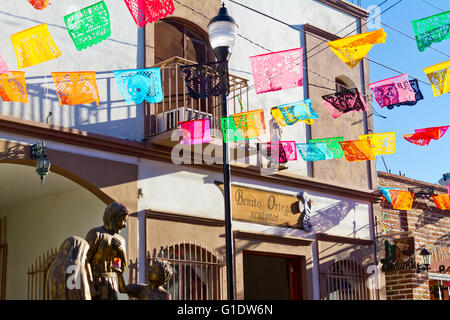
243,251,303,300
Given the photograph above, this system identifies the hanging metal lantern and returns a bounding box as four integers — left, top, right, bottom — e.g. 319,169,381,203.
31,141,51,185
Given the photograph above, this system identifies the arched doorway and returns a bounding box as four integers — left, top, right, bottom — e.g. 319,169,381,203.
0,163,128,300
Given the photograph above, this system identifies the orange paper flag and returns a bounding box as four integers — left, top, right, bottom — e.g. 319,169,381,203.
432,194,450,210
52,72,100,106
339,140,375,162
389,190,414,211
11,24,61,69
27,0,51,10
0,71,28,103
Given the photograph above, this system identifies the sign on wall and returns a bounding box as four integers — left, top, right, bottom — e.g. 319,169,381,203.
381,237,416,272
217,184,312,231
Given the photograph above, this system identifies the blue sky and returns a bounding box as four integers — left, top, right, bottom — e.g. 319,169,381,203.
359,0,450,184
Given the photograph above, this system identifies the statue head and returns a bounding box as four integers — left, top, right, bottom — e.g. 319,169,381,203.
148,260,173,286
103,202,129,234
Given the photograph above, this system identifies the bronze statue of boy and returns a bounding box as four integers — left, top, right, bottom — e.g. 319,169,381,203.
113,260,172,300
85,202,129,300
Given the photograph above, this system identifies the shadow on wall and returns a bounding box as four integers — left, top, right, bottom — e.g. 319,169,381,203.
0,73,143,141
309,200,356,234
0,10,139,49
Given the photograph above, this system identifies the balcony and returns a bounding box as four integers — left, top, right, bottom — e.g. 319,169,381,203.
145,56,255,160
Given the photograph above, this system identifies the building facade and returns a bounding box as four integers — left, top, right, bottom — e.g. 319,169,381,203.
377,172,450,300
0,0,382,300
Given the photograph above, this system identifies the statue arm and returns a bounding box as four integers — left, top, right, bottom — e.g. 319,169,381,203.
112,235,127,272
115,270,127,294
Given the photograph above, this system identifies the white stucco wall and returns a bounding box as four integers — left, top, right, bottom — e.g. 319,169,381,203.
138,158,371,240
0,184,129,300
224,0,358,176
0,0,144,141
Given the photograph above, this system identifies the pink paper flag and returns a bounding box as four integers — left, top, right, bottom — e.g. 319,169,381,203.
250,48,303,94
179,118,210,145
447,185,450,196
369,74,416,108
124,0,175,28
0,55,8,74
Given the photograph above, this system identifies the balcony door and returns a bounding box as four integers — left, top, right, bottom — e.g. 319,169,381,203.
155,19,213,65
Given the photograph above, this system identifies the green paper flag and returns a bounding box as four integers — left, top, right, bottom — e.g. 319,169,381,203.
412,11,450,52
309,137,344,159
64,1,111,51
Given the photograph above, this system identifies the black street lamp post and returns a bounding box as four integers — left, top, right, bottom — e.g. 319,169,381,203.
208,3,238,300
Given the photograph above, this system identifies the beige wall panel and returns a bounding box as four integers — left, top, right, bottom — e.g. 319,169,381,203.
305,30,373,189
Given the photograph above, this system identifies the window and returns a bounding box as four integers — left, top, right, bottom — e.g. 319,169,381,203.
322,259,371,300
149,243,225,300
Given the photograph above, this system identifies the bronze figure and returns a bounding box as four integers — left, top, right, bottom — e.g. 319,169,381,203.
85,202,129,300
45,236,92,300
114,260,172,300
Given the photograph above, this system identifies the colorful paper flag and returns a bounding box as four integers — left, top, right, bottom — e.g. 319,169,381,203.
424,60,450,97
339,140,375,162
309,137,344,159
64,1,111,51
432,194,450,210
447,185,450,196
11,24,61,69
296,142,334,161
124,0,175,28
0,72,28,103
328,28,387,68
322,88,368,119
412,11,450,52
0,55,8,74
380,187,399,204
52,72,100,106
250,48,303,94
27,0,50,10
369,74,416,108
221,109,265,143
271,99,318,126
403,126,449,146
179,118,210,145
262,141,297,163
359,132,395,156
390,190,414,211
180,61,229,99
114,68,163,104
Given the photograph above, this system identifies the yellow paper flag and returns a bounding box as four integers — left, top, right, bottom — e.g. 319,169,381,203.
424,60,450,97
0,72,28,103
52,72,100,106
359,132,395,156
328,28,387,68
11,24,61,69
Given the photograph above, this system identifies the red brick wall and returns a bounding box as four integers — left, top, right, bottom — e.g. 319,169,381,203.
377,172,450,300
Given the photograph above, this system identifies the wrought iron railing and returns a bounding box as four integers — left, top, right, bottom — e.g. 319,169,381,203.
148,242,226,300
320,258,376,300
27,248,58,300
147,56,249,138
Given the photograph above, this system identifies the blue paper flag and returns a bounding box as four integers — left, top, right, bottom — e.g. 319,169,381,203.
114,68,163,104
276,99,319,125
296,142,334,161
